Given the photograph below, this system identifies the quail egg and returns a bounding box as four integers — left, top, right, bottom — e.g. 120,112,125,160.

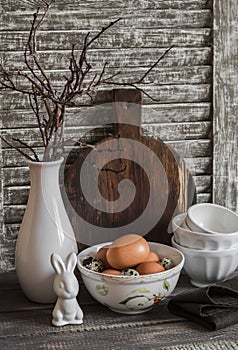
159,257,174,270
121,268,140,276
82,256,104,273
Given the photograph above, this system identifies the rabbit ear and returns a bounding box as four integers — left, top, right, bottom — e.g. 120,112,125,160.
51,253,66,274
65,252,77,272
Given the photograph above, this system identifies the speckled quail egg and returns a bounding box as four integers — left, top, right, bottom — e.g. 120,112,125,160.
82,256,104,273
159,257,174,270
121,268,140,276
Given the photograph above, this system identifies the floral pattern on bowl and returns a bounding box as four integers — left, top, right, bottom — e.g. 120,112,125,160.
77,242,184,314
119,282,170,311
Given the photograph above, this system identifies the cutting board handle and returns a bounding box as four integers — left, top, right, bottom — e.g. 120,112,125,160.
113,89,142,139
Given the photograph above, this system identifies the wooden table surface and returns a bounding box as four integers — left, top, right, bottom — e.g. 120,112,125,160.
0,272,238,350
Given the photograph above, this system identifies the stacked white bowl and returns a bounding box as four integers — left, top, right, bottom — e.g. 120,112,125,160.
171,203,238,287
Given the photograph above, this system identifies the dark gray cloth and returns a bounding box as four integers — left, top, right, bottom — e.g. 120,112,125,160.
168,277,238,330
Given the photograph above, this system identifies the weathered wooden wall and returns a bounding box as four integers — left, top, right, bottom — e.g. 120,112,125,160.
0,0,213,272
213,0,238,212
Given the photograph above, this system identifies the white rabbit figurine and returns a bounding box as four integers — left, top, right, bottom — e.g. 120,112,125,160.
50,252,83,326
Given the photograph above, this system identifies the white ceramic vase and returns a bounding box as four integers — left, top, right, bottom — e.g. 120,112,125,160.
15,157,78,303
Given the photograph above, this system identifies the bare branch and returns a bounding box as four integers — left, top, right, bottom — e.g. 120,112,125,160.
87,72,98,91
99,46,174,101
0,136,36,162
60,44,77,100
30,1,54,53
0,1,172,163
23,1,57,102
29,91,46,147
94,62,108,87
32,56,56,97
86,18,122,48
85,91,94,102
100,80,160,101
12,137,40,161
136,45,174,83
99,71,121,83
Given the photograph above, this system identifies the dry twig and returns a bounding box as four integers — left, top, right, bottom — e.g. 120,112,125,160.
0,1,172,162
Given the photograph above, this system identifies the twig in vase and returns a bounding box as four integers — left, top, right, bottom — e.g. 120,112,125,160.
0,0,173,163
0,136,38,162
12,138,40,162
99,45,175,101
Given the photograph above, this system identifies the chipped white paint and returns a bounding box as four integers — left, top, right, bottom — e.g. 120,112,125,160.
213,0,238,212
0,0,213,271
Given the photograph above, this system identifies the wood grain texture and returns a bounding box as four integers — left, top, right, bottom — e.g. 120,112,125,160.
0,0,213,11
0,85,211,109
0,141,5,270
213,0,238,212
2,193,210,226
1,9,212,31
0,0,213,272
1,103,212,129
1,29,212,51
64,89,197,246
3,175,211,206
2,158,212,188
2,141,212,167
2,48,212,70
1,122,211,147
0,67,212,86
1,271,238,350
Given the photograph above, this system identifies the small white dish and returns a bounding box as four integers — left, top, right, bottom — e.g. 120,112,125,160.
171,236,238,287
77,242,184,314
172,213,238,250
187,203,238,234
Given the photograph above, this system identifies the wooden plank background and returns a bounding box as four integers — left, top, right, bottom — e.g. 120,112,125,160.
213,0,238,212
0,0,213,272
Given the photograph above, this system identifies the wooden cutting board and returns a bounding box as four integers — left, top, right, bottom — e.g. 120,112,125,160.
64,89,196,249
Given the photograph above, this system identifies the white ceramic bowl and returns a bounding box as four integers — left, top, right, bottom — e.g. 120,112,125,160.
187,203,238,234
171,236,238,287
77,242,184,314
172,213,238,250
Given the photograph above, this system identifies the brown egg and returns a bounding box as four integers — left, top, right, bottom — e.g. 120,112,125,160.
144,251,159,263
102,269,121,275
95,245,111,266
136,262,165,275
106,234,150,270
